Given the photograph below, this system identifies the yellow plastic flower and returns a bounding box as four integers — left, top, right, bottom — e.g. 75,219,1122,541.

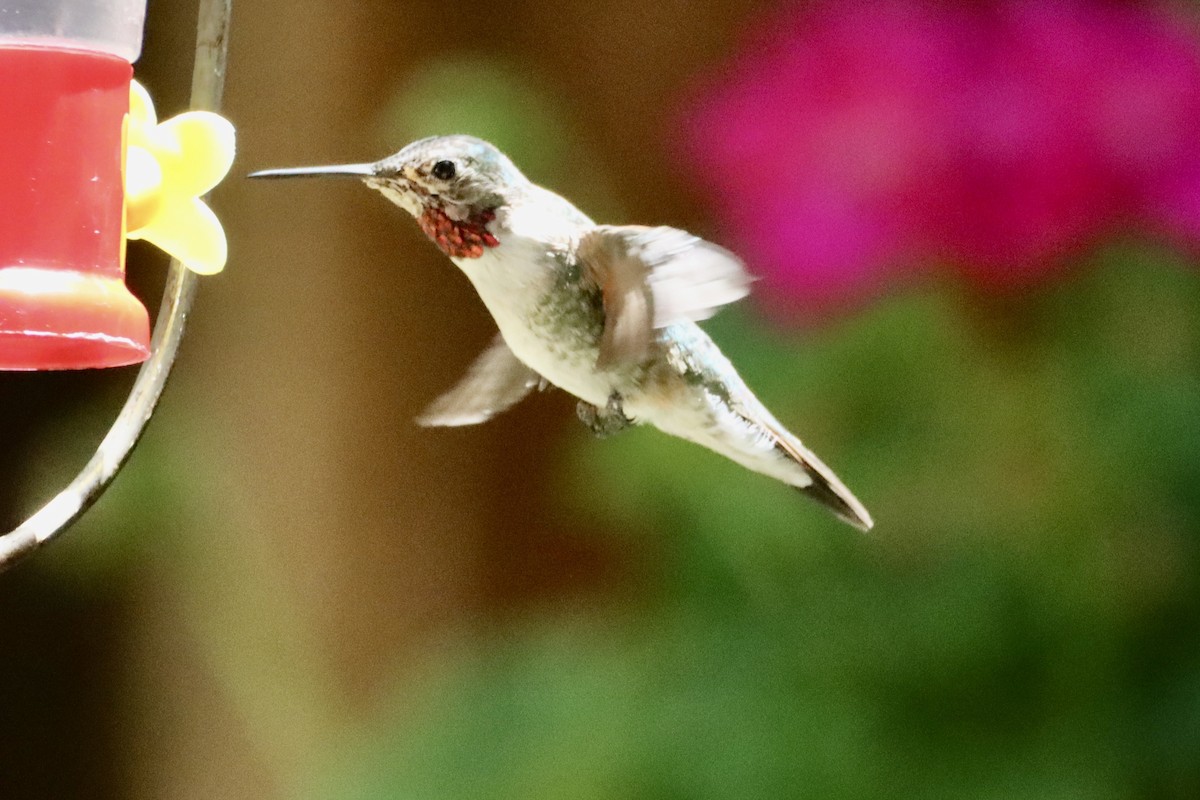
125,80,235,275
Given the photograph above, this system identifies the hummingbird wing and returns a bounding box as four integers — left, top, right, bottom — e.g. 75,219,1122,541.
417,334,541,427
578,226,753,367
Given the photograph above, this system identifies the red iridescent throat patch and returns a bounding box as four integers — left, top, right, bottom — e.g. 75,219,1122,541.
418,206,500,259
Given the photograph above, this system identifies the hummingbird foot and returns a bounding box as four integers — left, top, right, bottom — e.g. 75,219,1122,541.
577,391,633,438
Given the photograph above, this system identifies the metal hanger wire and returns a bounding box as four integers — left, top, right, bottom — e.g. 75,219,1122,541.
0,0,234,573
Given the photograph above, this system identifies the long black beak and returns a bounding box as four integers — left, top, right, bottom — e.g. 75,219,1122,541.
247,163,376,180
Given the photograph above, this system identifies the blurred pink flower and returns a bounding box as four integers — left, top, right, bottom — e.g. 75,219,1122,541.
681,0,1200,318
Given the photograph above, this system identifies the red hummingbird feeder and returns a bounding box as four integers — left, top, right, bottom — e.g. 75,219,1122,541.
0,0,233,572
0,0,151,370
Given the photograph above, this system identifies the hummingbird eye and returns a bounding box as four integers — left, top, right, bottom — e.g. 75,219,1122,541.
431,160,457,181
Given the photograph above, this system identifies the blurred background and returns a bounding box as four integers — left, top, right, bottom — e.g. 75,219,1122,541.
2,0,1200,797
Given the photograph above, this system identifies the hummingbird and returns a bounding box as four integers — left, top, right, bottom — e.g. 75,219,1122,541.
249,135,873,530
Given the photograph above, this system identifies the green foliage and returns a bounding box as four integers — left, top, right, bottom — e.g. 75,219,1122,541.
318,252,1200,800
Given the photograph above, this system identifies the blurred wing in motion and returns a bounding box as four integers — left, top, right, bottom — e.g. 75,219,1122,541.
578,225,753,367
417,335,541,427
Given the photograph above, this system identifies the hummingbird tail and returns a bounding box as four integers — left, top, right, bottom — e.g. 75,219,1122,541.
650,388,873,531
767,423,874,532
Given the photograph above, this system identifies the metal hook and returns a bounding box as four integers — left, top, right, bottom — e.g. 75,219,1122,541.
0,0,234,573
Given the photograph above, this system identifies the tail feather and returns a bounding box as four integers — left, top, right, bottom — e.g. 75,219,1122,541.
795,472,874,532
769,426,874,532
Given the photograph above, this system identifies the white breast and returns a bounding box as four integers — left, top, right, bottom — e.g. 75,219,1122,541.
452,206,614,407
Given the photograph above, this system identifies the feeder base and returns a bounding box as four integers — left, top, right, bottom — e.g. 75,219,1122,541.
0,267,151,370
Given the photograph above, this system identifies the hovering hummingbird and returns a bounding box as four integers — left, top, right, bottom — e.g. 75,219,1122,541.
250,135,873,530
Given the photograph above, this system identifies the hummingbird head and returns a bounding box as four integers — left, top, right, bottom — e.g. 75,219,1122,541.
250,135,528,258
369,135,525,213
